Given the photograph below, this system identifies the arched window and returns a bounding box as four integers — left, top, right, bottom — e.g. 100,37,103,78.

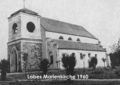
12,23,18,34
68,37,72,40
49,51,53,64
59,36,64,40
88,53,91,57
50,55,53,64
77,38,80,42
80,53,85,60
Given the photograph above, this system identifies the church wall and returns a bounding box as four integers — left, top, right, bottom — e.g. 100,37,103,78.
21,40,42,71
8,13,21,42
8,9,108,72
58,49,107,69
41,25,48,59
46,31,98,44
8,41,21,72
20,13,41,39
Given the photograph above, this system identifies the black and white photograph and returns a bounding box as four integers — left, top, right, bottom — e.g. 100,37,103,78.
0,0,120,85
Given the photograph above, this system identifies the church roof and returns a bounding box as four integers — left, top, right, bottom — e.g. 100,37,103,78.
9,8,97,40
41,17,97,40
9,8,39,18
55,40,106,52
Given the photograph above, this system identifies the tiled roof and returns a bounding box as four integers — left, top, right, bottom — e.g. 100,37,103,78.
54,40,106,52
9,8,39,18
41,17,97,40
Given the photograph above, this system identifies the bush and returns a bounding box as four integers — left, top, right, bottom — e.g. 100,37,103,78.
89,56,98,69
88,67,119,79
39,58,49,75
114,66,120,77
0,59,9,81
109,50,120,68
62,53,76,75
91,68,104,74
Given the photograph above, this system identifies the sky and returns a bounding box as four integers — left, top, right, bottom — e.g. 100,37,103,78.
0,0,120,60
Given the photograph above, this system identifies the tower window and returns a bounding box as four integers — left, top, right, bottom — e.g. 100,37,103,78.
27,22,35,32
59,36,64,40
68,37,72,40
12,23,18,34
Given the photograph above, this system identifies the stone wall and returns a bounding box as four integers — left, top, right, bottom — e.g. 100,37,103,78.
21,41,42,71
8,42,21,72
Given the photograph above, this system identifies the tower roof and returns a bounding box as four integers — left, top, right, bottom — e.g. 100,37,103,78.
9,8,39,18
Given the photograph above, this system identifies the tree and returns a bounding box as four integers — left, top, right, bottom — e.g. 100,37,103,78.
110,38,120,53
89,56,98,70
110,43,118,53
69,53,76,75
0,59,9,81
109,38,120,68
109,51,120,68
62,53,69,74
62,53,76,75
40,58,49,75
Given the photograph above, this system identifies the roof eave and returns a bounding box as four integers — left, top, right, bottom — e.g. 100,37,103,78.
8,9,39,19
43,29,98,40
58,48,106,52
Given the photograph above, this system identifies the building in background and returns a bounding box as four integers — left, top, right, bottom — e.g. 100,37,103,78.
7,8,108,72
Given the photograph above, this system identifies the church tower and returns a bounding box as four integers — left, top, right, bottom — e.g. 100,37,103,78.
8,8,42,72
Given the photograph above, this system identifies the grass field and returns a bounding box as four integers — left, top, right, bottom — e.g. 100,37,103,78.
0,67,120,85
1,79,120,85
1,67,120,81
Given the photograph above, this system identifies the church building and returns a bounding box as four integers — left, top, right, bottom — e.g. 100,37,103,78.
7,8,108,72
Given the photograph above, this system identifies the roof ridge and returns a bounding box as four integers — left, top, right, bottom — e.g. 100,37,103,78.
9,8,39,18
42,17,85,30
41,17,98,40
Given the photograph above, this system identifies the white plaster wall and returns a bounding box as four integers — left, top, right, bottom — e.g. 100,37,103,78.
21,13,41,39
58,49,107,69
46,31,98,44
8,13,21,42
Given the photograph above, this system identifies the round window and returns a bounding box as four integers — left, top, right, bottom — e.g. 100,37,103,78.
27,22,35,32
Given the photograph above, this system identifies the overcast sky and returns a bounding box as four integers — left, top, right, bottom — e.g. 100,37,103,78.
0,0,120,60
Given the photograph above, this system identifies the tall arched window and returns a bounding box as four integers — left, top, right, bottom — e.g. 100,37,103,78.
88,53,91,58
50,55,53,64
68,37,72,40
59,36,64,40
77,38,80,42
49,51,53,64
